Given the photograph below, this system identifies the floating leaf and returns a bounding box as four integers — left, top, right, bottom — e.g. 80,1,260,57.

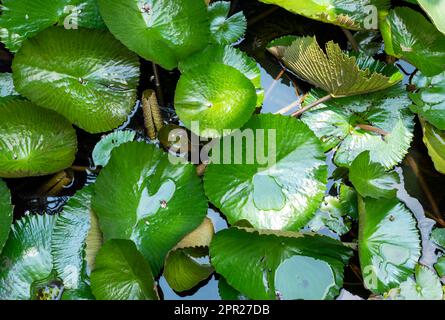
98,0,209,70
0,215,56,300
434,257,445,277
0,0,105,52
91,239,159,300
92,130,136,167
380,7,445,76
208,1,247,45
12,27,140,133
431,228,445,249
92,142,208,275
417,0,445,35
339,185,359,220
259,0,390,30
349,151,399,199
410,72,445,130
174,217,214,251
218,277,248,300
307,196,351,236
358,196,421,294
0,73,19,98
399,265,443,300
0,98,77,178
174,63,257,138
267,35,298,60
0,179,13,252
421,120,445,174
282,36,403,97
204,114,328,231
210,227,353,300
301,86,414,168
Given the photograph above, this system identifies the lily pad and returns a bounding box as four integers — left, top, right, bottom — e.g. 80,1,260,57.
0,98,77,178
92,142,208,275
0,214,56,300
417,0,445,35
90,239,159,300
380,7,445,76
204,114,328,231
349,151,399,199
92,130,136,167
208,1,247,45
421,120,445,174
399,265,443,300
0,73,19,98
358,196,421,294
434,257,445,277
97,0,209,70
174,63,257,138
431,228,445,249
282,36,403,97
12,27,140,133
307,196,351,236
219,277,248,300
0,0,105,52
301,86,414,168
0,179,13,252
259,0,390,30
209,227,353,300
410,72,445,130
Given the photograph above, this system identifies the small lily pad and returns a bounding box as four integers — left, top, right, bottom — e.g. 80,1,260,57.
174,63,257,138
431,228,445,249
399,265,443,300
420,120,445,174
0,179,13,252
92,142,208,275
204,114,328,231
92,130,136,167
434,257,445,277
0,98,77,178
208,1,247,45
12,27,140,133
308,196,351,236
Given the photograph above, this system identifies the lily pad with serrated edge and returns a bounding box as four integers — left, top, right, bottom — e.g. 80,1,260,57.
92,142,208,275
209,227,353,300
97,0,209,70
175,63,257,138
12,27,140,134
91,239,159,300
204,114,328,231
92,130,136,167
0,179,13,252
358,196,421,294
0,98,77,178
399,265,443,300
0,0,105,52
208,1,247,45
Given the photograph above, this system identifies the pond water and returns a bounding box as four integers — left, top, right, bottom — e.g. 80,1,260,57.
1,0,445,300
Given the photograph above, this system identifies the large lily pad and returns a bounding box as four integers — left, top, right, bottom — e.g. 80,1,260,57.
259,0,390,30
0,98,77,178
0,214,56,300
410,72,445,130
358,197,421,294
380,7,445,76
0,179,13,252
91,239,159,300
0,0,105,52
174,63,257,138
12,27,140,133
301,86,414,168
282,36,403,97
97,0,209,70
92,142,208,275
421,120,445,174
204,114,328,231
208,1,247,45
209,227,353,300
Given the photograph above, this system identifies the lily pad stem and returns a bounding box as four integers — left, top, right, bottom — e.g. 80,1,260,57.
152,63,165,108
341,28,359,52
291,94,332,117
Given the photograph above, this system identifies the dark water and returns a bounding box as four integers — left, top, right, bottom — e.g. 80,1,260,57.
1,0,445,300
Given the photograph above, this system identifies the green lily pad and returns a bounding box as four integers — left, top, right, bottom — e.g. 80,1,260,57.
307,196,351,236
0,98,77,178
417,0,445,35
92,130,136,167
0,214,57,300
209,227,353,300
421,120,445,174
267,35,298,60
174,63,257,138
434,257,445,277
90,239,159,300
399,265,443,300
204,114,328,231
0,0,105,52
339,184,359,220
219,277,248,300
208,1,247,45
0,179,13,252
97,0,209,70
0,73,19,98
301,86,414,168
259,0,390,30
349,151,399,199
12,27,140,133
92,142,208,275
358,196,421,294
410,72,445,130
380,7,445,76
178,44,264,107
431,228,445,249
282,36,403,97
